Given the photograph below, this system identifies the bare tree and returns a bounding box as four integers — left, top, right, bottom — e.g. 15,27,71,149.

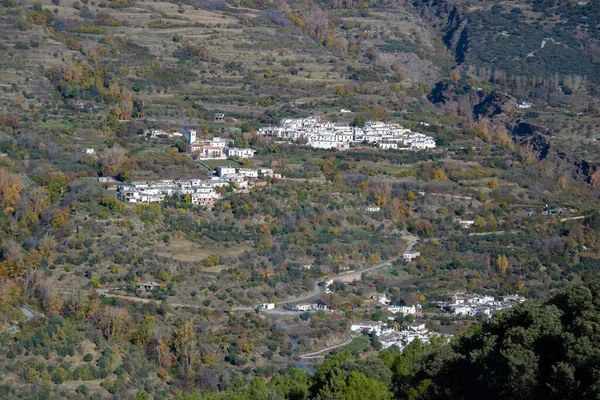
0,278,15,304
36,278,63,314
98,145,126,175
2,239,23,263
92,307,127,342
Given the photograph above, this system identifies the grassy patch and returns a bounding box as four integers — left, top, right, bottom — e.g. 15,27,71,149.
344,336,370,352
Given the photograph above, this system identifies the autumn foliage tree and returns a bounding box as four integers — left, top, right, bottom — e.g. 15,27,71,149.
0,169,24,212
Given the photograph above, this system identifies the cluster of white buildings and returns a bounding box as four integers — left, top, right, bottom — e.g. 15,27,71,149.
186,132,255,159
117,165,281,205
372,294,419,315
146,129,184,139
437,293,525,318
118,179,223,206
351,321,442,350
257,116,436,150
216,166,281,180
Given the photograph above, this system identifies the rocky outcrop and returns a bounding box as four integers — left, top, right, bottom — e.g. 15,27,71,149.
473,92,516,124
512,123,600,186
513,122,552,137
444,19,469,63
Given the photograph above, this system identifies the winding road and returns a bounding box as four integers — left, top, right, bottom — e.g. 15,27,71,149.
299,335,354,359
270,239,418,309
260,239,418,314
1,307,36,334
93,239,420,315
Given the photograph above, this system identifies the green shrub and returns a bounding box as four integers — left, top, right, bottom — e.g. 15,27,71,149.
76,385,88,395
14,42,30,50
13,20,31,31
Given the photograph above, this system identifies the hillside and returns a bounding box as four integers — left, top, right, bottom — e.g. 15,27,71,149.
0,0,600,398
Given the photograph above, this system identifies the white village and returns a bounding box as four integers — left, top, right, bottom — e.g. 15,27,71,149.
348,293,525,351
258,116,436,150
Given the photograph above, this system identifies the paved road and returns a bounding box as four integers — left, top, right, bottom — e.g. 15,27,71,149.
560,216,585,222
1,307,35,334
262,239,418,313
95,239,420,316
429,193,472,200
299,335,354,359
100,293,253,312
276,280,321,305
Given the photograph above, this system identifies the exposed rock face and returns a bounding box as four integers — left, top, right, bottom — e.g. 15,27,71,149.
473,92,516,124
428,81,459,104
513,122,600,187
514,122,552,137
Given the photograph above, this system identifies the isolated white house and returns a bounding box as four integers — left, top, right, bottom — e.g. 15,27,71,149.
458,220,475,228
372,295,392,305
403,252,421,261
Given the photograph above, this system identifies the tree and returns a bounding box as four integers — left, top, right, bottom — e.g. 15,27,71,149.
0,169,24,212
408,379,444,400
174,320,199,376
336,371,392,400
370,106,388,121
351,115,366,128
92,307,127,341
370,253,380,265
133,315,155,347
98,144,126,175
496,254,508,275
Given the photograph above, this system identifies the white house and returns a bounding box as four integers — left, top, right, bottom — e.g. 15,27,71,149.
98,177,117,183
458,220,475,228
137,281,160,291
379,142,398,150
351,321,383,335
453,306,474,316
238,168,259,178
207,137,227,148
217,166,236,177
225,147,255,159
372,295,391,305
516,102,534,109
407,323,426,332
378,329,405,350
260,303,275,310
191,192,219,207
295,304,312,311
403,252,421,262
388,305,417,315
